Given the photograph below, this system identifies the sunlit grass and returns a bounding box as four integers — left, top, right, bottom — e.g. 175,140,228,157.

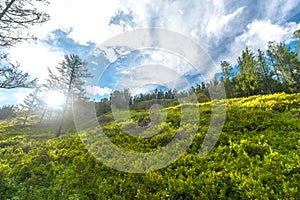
0,92,299,199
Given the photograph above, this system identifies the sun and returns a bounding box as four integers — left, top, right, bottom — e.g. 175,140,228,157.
45,90,66,109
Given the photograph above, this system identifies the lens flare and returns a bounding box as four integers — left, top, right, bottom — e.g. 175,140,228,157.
45,90,65,109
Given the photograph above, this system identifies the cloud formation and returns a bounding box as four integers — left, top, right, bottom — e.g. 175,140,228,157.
3,0,300,106
112,0,300,64
32,0,122,45
86,86,112,97
9,0,300,83
7,0,122,84
8,42,64,84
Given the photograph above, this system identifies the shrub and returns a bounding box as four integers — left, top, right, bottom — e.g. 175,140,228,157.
0,105,17,120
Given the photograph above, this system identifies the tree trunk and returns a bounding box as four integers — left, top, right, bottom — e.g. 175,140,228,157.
55,95,70,138
55,107,66,137
56,121,63,137
38,107,47,126
47,109,53,121
23,106,32,126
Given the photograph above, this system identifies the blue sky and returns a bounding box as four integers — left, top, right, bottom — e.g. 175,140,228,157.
1,0,300,105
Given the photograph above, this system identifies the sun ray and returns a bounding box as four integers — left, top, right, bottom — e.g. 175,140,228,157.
45,90,66,109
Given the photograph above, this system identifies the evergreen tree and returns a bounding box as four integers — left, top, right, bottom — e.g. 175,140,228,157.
267,41,300,93
256,49,273,94
293,29,300,59
157,90,164,99
47,54,92,137
20,87,40,125
110,89,131,109
220,60,234,97
237,47,259,96
0,104,16,120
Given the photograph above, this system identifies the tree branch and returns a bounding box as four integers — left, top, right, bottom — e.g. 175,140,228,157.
0,0,17,21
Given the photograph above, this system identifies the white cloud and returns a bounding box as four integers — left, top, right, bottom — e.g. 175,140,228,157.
7,0,300,79
3,0,300,107
8,42,64,83
206,7,244,38
32,0,122,45
115,65,190,93
9,0,300,85
225,20,300,64
239,20,300,47
262,0,300,22
113,0,300,66
0,92,12,105
7,0,122,83
86,86,112,96
99,46,119,63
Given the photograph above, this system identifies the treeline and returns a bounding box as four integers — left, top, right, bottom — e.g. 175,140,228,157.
95,88,193,116
192,30,300,98
2,22,300,135
95,29,300,116
219,41,300,98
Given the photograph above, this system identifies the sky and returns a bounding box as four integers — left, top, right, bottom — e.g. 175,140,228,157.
1,0,300,105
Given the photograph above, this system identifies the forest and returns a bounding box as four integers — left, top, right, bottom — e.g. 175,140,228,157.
0,0,300,199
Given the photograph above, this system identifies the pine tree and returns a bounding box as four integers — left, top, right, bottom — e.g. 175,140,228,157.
220,60,234,97
237,47,259,96
47,54,92,137
267,41,300,93
20,87,40,125
293,29,300,59
0,105,16,120
256,49,273,94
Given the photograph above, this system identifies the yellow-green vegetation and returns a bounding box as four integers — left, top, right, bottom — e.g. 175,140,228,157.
0,93,299,199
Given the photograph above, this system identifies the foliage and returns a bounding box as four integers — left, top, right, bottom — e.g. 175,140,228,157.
0,0,50,47
0,93,299,199
47,54,92,102
0,62,37,89
0,105,16,120
194,29,300,99
0,0,49,89
19,87,41,125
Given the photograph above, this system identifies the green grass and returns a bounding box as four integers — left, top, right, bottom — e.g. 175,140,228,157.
0,93,299,199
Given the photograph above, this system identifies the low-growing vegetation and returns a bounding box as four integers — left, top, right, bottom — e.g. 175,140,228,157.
0,93,299,199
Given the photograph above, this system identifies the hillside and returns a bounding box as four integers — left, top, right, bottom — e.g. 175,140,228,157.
0,93,299,199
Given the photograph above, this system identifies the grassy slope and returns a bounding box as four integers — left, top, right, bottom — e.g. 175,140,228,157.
0,93,299,199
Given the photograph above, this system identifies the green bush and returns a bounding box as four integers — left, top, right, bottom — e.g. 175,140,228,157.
0,93,299,199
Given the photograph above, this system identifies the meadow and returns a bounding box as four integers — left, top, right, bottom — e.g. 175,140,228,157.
0,93,299,199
